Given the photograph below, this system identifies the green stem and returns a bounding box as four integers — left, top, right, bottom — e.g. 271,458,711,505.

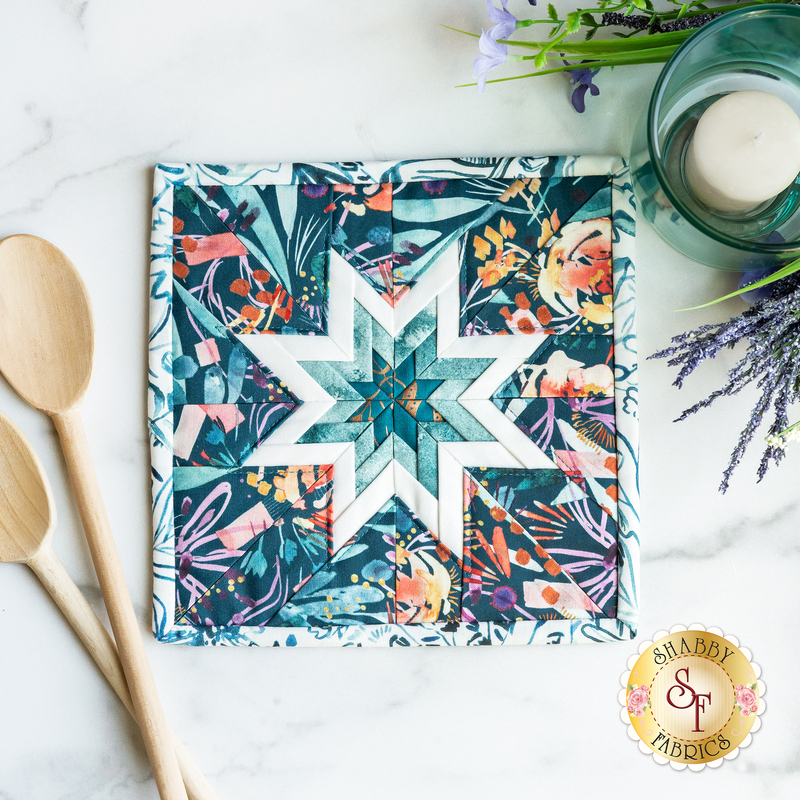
500,30,693,51
456,49,673,88
682,257,800,310
520,44,679,61
777,418,800,438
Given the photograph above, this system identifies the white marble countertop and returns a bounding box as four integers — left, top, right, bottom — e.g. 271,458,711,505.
1,2,797,798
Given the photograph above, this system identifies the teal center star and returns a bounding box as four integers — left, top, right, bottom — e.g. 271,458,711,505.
348,351,445,450
297,301,495,498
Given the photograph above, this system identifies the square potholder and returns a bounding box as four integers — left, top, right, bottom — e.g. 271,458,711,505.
148,156,639,647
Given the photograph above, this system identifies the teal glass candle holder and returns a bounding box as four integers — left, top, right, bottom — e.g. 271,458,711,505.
630,4,800,270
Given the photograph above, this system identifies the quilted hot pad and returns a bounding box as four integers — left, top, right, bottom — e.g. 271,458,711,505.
148,156,639,647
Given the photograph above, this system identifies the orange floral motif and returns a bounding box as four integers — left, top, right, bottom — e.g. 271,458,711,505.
489,506,507,521
474,218,528,288
230,279,250,296
539,218,613,324
182,232,248,265
520,350,614,398
364,183,393,212
173,262,189,280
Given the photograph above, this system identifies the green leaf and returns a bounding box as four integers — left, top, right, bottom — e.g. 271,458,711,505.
566,12,582,34
677,3,690,19
681,258,800,310
548,3,559,22
581,13,597,26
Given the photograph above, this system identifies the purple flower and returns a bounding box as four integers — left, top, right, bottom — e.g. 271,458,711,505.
491,585,518,611
422,179,447,195
487,0,518,42
474,29,508,93
565,61,601,113
301,184,328,198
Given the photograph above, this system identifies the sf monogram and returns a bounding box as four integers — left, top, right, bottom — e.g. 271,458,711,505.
667,668,711,732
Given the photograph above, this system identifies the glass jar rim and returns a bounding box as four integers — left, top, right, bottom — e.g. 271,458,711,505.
648,3,800,255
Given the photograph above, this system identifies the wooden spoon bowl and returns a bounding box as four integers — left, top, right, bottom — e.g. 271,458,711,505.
0,411,54,563
0,235,93,414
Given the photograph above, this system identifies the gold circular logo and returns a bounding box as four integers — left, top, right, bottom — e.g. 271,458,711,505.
625,629,760,765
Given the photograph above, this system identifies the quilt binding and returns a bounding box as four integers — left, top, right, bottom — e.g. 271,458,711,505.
148,155,639,647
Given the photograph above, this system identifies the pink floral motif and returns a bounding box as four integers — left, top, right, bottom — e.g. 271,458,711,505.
734,683,758,718
627,684,651,718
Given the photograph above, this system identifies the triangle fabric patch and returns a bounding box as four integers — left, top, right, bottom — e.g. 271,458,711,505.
463,206,613,336
195,183,331,329
467,468,617,616
271,496,460,627
171,282,300,467
172,183,326,334
332,177,546,305
389,179,506,295
492,395,617,517
462,473,604,622
459,176,610,329
174,465,334,625
172,284,296,406
330,183,396,300
493,334,614,399
273,498,397,626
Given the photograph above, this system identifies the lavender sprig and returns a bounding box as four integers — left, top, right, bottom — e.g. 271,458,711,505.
601,11,724,33
650,274,800,492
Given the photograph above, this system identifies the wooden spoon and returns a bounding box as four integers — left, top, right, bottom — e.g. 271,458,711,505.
0,235,187,800
0,411,218,800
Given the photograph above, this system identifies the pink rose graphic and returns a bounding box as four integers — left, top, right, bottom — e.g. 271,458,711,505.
735,684,758,714
627,685,651,717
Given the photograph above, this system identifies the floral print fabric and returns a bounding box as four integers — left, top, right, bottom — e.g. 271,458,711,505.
173,183,331,334
174,465,333,626
462,468,616,622
171,286,299,467
273,496,461,627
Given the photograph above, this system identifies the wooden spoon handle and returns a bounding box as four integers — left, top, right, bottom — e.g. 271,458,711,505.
26,545,219,800
52,408,187,800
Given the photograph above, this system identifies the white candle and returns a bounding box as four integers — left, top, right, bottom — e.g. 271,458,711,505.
684,90,800,213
